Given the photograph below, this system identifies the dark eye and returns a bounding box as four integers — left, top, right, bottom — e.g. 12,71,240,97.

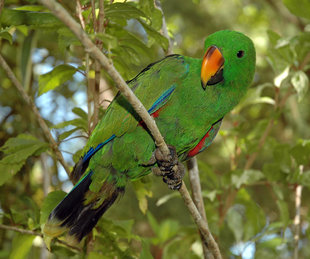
237,50,245,58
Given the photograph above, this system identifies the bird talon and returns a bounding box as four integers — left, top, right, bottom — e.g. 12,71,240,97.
153,145,185,190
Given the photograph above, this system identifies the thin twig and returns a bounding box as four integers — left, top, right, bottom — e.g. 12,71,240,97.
39,1,222,257
179,184,222,259
92,0,105,127
187,158,214,259
0,224,41,236
76,0,93,135
0,0,4,16
41,154,50,197
0,224,81,252
0,54,71,178
294,165,304,259
76,0,86,30
154,0,172,55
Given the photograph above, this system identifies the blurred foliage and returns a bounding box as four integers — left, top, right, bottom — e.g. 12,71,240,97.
0,0,309,258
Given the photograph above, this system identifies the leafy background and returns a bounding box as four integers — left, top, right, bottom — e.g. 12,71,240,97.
0,0,310,258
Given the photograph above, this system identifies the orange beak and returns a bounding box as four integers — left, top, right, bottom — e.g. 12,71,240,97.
201,46,224,89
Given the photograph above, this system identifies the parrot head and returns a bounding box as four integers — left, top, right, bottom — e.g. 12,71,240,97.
201,30,256,90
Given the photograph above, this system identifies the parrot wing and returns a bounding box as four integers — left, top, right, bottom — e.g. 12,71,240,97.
71,54,189,181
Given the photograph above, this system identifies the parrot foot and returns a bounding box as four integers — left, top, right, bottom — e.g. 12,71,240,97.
152,145,185,190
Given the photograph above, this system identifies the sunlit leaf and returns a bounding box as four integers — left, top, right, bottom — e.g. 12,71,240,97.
139,19,169,50
156,192,179,206
132,180,152,214
291,70,309,101
140,240,153,259
0,28,13,44
226,205,244,242
38,64,77,96
9,234,35,259
105,2,147,21
0,134,48,185
58,127,80,141
40,191,66,226
276,200,290,227
139,0,163,30
231,169,264,188
0,9,63,28
72,107,88,120
283,0,310,19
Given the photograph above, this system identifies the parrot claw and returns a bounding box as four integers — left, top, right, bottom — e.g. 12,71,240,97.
153,145,185,190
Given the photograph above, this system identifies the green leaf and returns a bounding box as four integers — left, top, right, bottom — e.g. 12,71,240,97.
58,127,80,141
283,0,310,19
40,191,66,226
291,70,309,102
52,118,87,131
236,189,266,241
202,189,219,202
0,28,13,44
263,163,283,182
156,192,179,206
9,234,35,259
132,180,152,214
290,140,310,165
140,240,153,259
276,200,290,227
0,134,48,161
105,3,147,21
57,27,80,52
300,170,310,188
158,220,179,243
146,212,159,235
226,205,244,242
0,162,24,186
139,0,163,30
113,219,135,237
231,169,264,188
0,134,48,185
0,9,63,28
95,33,118,50
72,107,88,120
139,19,169,50
38,64,77,96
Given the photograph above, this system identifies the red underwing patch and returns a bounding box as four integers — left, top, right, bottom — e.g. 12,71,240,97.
187,126,213,157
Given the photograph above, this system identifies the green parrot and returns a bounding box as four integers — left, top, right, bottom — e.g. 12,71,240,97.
44,30,256,245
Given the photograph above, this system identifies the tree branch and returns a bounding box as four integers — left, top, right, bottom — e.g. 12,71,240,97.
155,0,173,55
0,54,71,178
39,1,221,258
187,157,214,259
179,183,222,258
0,224,81,252
154,2,217,257
0,0,4,16
294,165,304,259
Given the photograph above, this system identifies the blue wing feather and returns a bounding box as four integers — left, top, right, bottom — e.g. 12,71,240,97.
82,85,176,162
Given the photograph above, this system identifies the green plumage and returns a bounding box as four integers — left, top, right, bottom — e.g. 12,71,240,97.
44,30,256,245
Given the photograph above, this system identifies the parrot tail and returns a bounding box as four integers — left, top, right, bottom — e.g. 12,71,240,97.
43,170,124,245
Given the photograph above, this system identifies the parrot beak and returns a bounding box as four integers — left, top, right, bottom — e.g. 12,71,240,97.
201,46,224,90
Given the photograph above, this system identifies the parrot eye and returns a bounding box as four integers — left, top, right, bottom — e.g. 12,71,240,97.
237,50,245,58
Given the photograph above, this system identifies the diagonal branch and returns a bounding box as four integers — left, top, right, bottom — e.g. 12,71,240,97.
294,165,304,259
0,54,71,178
39,1,222,258
155,2,213,257
187,157,214,259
